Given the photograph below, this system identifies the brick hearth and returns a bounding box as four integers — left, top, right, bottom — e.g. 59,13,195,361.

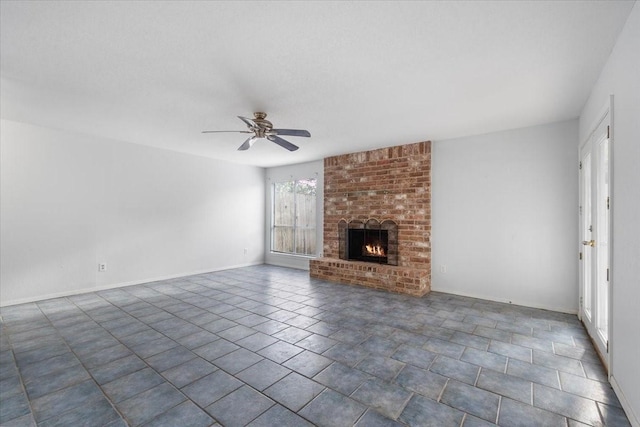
310,141,431,296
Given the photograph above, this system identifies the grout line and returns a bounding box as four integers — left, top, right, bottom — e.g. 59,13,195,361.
531,381,534,406
4,336,38,425
459,412,467,427
474,366,482,387
426,353,438,371
578,360,587,378
396,391,415,423
437,378,449,403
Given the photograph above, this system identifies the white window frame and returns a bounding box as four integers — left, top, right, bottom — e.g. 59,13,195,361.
264,162,323,270
271,178,318,257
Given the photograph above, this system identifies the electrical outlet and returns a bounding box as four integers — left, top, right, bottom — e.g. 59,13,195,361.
98,263,107,272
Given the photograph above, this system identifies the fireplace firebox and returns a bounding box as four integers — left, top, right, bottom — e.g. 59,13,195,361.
348,228,388,263
339,219,398,265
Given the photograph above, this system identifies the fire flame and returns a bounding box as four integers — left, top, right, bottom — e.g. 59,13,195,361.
364,244,385,257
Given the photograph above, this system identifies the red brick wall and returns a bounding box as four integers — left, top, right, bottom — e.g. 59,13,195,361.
310,141,431,296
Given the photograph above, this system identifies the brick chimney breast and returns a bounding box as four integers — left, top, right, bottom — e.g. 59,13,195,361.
310,141,431,296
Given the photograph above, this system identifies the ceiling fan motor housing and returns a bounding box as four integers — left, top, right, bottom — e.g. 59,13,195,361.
252,112,273,137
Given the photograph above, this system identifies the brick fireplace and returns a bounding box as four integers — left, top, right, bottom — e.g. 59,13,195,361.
310,141,431,296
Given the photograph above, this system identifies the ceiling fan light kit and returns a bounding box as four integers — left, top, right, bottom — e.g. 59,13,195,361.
202,112,310,152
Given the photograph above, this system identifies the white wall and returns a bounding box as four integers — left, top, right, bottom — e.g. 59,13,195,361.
265,160,324,270
579,3,640,425
432,120,578,313
0,120,265,305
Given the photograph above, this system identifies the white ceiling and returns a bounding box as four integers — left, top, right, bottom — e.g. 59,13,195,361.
1,1,635,168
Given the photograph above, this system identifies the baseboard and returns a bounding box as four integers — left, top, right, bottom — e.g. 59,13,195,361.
610,375,640,427
429,286,578,314
0,262,263,307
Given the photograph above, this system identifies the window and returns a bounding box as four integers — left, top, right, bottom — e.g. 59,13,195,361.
272,178,317,256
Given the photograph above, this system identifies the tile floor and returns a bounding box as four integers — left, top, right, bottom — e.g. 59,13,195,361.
0,265,631,426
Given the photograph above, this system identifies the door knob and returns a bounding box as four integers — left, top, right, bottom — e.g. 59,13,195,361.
582,240,595,247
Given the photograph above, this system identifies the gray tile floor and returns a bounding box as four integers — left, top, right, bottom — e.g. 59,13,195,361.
0,265,631,426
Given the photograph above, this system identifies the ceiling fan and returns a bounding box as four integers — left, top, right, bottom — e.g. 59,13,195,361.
202,112,310,151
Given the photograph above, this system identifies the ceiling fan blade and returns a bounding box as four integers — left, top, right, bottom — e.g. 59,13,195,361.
268,135,299,151
237,116,257,129
271,129,311,137
238,136,258,151
202,130,252,134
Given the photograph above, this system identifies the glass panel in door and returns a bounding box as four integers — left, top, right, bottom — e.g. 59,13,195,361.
595,137,610,343
579,109,610,367
581,152,593,320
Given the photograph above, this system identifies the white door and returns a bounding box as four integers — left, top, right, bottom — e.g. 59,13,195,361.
579,108,611,366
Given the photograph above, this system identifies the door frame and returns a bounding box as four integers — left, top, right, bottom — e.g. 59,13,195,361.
578,95,613,374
